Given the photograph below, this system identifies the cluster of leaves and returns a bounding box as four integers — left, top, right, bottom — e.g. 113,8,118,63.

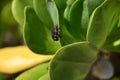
12,0,120,80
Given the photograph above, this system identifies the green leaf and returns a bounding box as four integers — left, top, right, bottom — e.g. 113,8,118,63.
50,42,98,80
33,0,53,27
65,0,85,40
87,0,105,15
54,0,78,45
64,0,77,20
87,0,120,48
47,0,59,25
38,73,50,80
34,0,77,45
15,63,49,80
12,0,33,26
118,16,120,27
81,0,105,38
54,0,67,12
102,27,120,52
64,0,105,41
24,7,61,54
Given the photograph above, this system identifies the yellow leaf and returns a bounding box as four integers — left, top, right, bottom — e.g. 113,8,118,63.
0,46,53,74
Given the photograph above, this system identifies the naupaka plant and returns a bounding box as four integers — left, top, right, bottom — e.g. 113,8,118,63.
12,0,120,80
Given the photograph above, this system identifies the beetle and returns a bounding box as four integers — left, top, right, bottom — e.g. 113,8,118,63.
51,25,60,41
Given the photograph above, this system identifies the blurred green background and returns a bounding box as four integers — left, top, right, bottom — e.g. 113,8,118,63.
0,0,23,48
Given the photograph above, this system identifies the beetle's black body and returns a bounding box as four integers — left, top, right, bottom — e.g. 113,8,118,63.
51,25,60,41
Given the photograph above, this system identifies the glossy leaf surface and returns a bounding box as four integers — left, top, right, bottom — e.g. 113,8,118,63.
50,42,98,80
24,7,61,54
